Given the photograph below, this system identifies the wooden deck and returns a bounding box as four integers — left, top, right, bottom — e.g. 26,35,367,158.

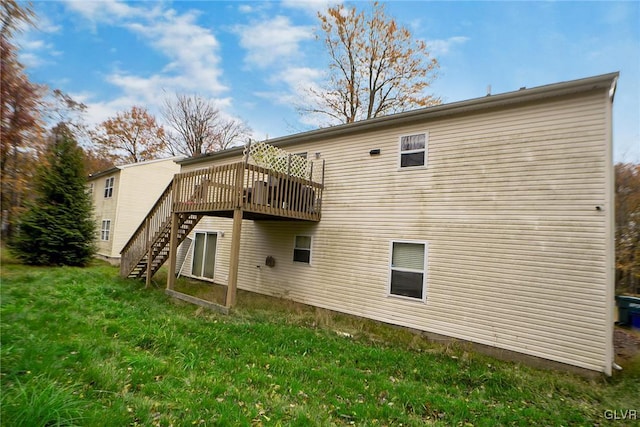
173,162,323,221
120,161,324,285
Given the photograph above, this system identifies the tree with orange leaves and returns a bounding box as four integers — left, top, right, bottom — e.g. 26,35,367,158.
91,106,168,165
1,0,46,240
306,2,440,125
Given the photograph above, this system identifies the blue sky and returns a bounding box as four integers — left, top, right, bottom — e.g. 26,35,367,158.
18,0,640,162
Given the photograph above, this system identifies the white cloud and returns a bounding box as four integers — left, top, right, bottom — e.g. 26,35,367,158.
237,2,274,15
233,16,314,68
14,11,63,68
273,66,324,92
60,1,228,125
16,37,57,68
123,9,226,95
63,0,149,24
35,14,63,34
256,67,328,128
18,52,44,68
281,0,337,15
428,36,470,56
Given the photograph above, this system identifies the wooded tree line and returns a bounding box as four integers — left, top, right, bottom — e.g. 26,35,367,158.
616,163,640,295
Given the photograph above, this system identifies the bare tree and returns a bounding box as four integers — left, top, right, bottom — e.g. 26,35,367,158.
307,2,440,124
162,93,251,157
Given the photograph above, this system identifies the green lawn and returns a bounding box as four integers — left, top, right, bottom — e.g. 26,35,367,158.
1,253,638,426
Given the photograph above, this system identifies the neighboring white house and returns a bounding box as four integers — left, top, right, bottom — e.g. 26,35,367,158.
88,157,181,263
122,73,618,375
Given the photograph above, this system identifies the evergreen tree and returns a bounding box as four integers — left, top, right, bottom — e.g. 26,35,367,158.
11,124,96,266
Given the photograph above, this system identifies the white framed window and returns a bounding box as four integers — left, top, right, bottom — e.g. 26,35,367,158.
101,220,111,241
293,235,312,264
399,132,427,168
104,177,114,198
389,240,428,301
192,232,218,279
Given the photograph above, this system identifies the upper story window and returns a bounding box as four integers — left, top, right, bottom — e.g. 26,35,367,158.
104,177,114,198
389,240,428,301
399,133,427,168
293,235,312,264
87,183,94,195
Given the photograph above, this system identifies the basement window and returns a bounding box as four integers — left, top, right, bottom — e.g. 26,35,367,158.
399,133,427,168
101,220,111,241
293,235,312,264
389,241,427,301
104,177,114,198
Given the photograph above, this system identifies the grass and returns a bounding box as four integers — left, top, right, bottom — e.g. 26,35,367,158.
1,250,639,426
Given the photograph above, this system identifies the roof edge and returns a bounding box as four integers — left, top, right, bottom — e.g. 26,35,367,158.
88,156,184,179
179,72,619,167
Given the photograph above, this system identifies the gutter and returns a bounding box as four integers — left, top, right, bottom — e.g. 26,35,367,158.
179,71,620,167
88,156,184,179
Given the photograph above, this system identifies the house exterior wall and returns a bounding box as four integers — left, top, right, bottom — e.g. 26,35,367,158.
178,79,615,374
89,158,180,260
90,171,120,258
112,159,181,258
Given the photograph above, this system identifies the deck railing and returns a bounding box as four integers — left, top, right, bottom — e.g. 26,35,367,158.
173,162,323,221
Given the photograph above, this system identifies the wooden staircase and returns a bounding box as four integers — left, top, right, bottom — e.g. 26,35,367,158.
120,179,204,280
121,160,324,285
125,213,202,279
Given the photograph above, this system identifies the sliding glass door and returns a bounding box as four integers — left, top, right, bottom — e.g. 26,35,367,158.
192,232,217,279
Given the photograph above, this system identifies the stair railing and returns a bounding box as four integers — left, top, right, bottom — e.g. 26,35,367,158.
120,180,174,277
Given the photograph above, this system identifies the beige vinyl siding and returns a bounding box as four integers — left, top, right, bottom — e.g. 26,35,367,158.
181,218,234,285
89,158,180,259
112,159,180,258
180,89,611,373
90,172,119,257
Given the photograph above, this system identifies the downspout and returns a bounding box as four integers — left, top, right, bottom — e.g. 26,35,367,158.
605,75,618,376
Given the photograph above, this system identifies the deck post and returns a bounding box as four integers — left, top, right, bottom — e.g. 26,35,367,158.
166,212,179,291
145,217,151,288
225,207,243,308
244,140,251,164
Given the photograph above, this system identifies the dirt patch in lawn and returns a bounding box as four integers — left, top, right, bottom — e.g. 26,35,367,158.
614,327,640,363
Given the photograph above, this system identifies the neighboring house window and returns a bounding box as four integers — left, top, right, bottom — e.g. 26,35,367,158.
293,235,312,263
104,177,114,198
389,241,427,300
192,232,217,279
101,220,111,241
399,133,427,168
